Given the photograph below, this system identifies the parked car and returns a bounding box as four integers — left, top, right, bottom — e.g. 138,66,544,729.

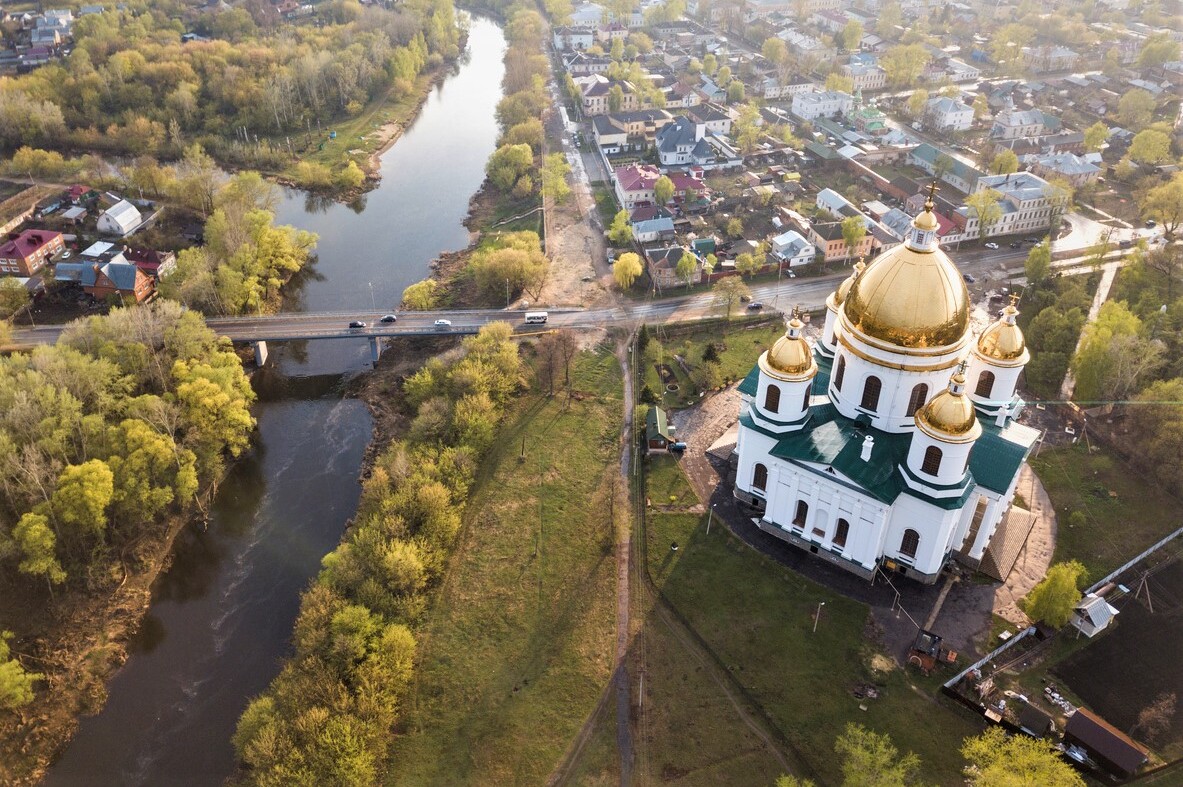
1009,242,1021,249
747,301,764,310
669,441,688,453
434,319,452,327
963,274,976,284
348,320,367,329
1146,219,1157,228
984,242,999,250
61,250,72,259
739,294,752,302
380,314,398,323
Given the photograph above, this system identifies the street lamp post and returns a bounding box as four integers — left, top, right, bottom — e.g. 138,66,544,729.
813,601,826,633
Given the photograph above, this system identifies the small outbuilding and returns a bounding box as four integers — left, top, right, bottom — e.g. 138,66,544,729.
1063,707,1149,778
1070,594,1119,638
1018,704,1054,738
646,406,672,452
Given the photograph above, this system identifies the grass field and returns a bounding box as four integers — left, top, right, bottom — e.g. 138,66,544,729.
646,454,698,508
391,349,623,785
1030,443,1183,581
643,510,983,785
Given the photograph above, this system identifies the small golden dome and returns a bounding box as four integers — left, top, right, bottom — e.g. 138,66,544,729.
842,243,969,349
977,304,1027,362
916,371,981,443
761,318,817,380
833,259,866,307
913,207,940,232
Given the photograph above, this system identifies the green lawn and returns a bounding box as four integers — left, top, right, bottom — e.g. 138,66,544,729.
390,349,623,785
1030,443,1183,581
643,512,983,785
645,453,698,508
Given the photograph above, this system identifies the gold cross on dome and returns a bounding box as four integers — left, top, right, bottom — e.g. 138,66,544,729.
927,181,940,201
956,359,968,376
1009,292,1021,307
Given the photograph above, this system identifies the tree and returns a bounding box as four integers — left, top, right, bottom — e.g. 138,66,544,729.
726,81,745,104
1084,121,1109,153
1130,378,1183,490
1137,33,1180,69
12,512,66,590
486,143,534,192
905,88,929,119
702,53,717,76
654,175,675,206
838,19,863,51
675,250,698,288
826,73,855,94
402,279,439,310
0,278,29,319
334,160,366,190
1132,692,1178,745
1073,301,1162,402
834,723,921,787
972,94,990,120
990,24,1034,71
503,119,545,151
0,631,41,709
840,215,866,258
762,37,788,66
965,189,1003,240
1024,240,1051,284
735,252,761,278
1117,88,1156,131
990,149,1019,175
1044,178,1074,231
608,209,634,245
713,276,751,319
541,153,571,204
51,459,114,550
608,84,625,113
726,217,744,238
1142,172,1183,236
776,778,817,787
961,727,1085,787
880,44,931,88
613,252,643,289
1023,560,1087,626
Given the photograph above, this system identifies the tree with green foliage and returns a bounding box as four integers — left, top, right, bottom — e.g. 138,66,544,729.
1129,378,1183,491
1024,560,1088,626
12,512,65,591
486,143,535,192
541,153,571,204
613,252,643,289
726,216,744,238
0,631,41,709
1073,301,1162,402
402,278,440,310
0,278,29,320
841,215,866,258
881,44,931,88
655,175,675,206
762,37,788,66
962,727,1085,786
50,459,114,553
608,84,626,113
905,88,929,119
735,252,762,278
470,233,549,301
1118,88,1157,131
826,73,854,94
334,160,367,190
1142,173,1183,236
990,149,1019,175
1084,121,1109,153
965,189,1003,239
1138,33,1181,69
713,276,751,319
608,209,634,245
726,80,745,104
990,23,1034,71
1024,240,1051,285
776,777,817,787
834,723,921,787
503,118,545,151
972,94,990,120
838,19,863,51
675,250,698,288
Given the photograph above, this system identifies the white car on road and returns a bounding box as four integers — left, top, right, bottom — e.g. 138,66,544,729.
984,242,999,250
434,319,452,327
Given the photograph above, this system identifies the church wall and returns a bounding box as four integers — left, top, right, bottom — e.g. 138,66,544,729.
882,495,962,583
904,429,974,488
965,352,1023,412
829,346,962,433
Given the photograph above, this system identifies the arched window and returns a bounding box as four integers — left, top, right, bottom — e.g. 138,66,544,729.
907,383,929,416
900,528,920,558
802,383,812,411
975,370,995,398
834,518,849,548
860,376,882,412
833,355,846,391
764,384,781,413
793,499,808,526
752,463,768,491
921,445,943,476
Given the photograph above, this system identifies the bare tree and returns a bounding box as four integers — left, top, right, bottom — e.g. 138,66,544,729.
1132,692,1177,744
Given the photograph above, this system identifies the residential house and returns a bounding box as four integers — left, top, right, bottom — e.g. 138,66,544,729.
1024,45,1079,73
926,96,974,132
592,109,675,154
646,406,673,451
944,58,980,82
777,29,832,61
565,52,612,75
695,76,727,104
1023,151,1101,187
910,143,982,194
596,21,629,43
612,163,708,211
654,117,741,171
687,103,732,135
125,248,177,279
1062,709,1148,778
579,77,638,116
1070,594,1119,638
568,2,606,27
0,229,63,276
991,106,1054,140
842,62,887,91
97,199,143,236
553,26,595,50
791,90,853,121
816,188,868,222
54,261,156,303
770,229,816,266
958,171,1059,238
645,245,701,289
632,215,676,243
807,221,875,261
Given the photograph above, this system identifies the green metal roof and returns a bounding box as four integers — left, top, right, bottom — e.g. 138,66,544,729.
971,419,1037,493
738,364,760,396
813,352,832,392
646,406,671,441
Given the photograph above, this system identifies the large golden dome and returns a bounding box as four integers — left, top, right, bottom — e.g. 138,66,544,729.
976,303,1028,363
761,317,816,380
916,371,981,443
842,205,969,350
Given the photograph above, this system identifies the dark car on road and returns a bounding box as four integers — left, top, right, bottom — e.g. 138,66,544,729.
380,314,398,323
963,273,976,284
348,320,367,329
747,301,764,310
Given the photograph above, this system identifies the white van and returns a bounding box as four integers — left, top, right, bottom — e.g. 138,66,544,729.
524,311,549,325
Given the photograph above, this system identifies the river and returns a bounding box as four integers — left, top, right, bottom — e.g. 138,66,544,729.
43,14,507,785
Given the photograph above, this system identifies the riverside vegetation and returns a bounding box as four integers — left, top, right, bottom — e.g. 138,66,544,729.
0,302,256,782
0,0,460,192
231,323,524,784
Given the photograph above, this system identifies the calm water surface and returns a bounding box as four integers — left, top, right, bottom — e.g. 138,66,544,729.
44,15,506,785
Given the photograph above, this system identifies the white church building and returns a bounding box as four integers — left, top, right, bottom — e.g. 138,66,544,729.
732,192,1040,585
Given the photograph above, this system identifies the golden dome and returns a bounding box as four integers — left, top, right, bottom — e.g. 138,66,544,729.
761,317,817,380
833,259,866,307
913,208,939,232
916,371,981,443
842,242,969,349
976,303,1028,363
